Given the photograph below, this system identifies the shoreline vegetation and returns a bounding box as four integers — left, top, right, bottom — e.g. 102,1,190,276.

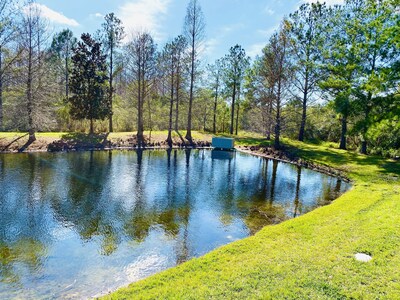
2,131,398,298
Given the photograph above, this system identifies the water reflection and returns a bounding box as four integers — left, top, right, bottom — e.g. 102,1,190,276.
0,150,350,299
211,149,235,160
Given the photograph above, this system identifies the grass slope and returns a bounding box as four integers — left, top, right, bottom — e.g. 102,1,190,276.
103,136,400,299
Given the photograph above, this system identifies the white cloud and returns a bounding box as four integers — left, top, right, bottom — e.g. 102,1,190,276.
221,23,245,34
203,23,245,58
203,38,218,57
303,0,344,5
24,3,79,27
264,6,275,16
257,26,278,38
93,12,103,18
257,22,280,42
247,42,265,59
118,0,170,41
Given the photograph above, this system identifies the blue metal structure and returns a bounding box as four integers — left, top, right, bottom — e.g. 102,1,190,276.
212,137,235,150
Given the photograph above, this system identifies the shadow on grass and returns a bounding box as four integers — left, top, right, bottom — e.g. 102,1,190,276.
18,135,36,153
47,133,110,151
174,130,189,147
1,133,28,151
285,142,400,178
221,134,399,178
217,133,273,148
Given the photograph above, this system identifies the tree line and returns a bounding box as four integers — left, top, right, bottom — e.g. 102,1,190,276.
0,0,399,156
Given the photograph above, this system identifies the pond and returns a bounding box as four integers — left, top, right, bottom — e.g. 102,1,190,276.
0,149,350,299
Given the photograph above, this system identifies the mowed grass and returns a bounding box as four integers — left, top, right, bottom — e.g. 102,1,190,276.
102,136,400,299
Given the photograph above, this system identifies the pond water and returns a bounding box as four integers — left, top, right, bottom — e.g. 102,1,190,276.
0,150,350,299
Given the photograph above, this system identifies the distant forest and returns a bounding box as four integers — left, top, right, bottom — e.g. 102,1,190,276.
0,0,399,156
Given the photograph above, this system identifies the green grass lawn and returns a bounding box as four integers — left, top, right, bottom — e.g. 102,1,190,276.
101,136,400,299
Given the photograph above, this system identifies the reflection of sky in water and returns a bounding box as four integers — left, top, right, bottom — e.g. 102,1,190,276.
0,150,350,299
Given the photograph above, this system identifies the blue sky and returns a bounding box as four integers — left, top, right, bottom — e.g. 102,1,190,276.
33,0,344,62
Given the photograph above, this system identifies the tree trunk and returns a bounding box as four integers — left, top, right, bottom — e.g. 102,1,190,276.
360,93,371,155
203,110,207,132
361,140,367,155
266,100,272,140
274,107,281,149
298,87,308,142
137,56,144,147
90,118,94,134
167,88,174,146
339,114,347,150
147,86,152,143
299,52,310,142
175,63,181,132
360,112,368,154
109,43,113,132
167,59,174,147
65,47,69,100
213,84,218,134
185,37,195,142
274,79,282,149
27,30,35,142
235,102,239,135
230,81,236,135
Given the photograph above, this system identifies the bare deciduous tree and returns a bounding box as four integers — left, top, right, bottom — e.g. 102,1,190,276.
0,0,19,130
125,32,156,147
19,1,51,145
183,0,205,143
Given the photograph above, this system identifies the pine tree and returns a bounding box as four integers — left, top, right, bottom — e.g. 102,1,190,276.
69,33,109,134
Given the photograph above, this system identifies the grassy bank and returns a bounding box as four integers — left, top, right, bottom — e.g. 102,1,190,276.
101,135,400,299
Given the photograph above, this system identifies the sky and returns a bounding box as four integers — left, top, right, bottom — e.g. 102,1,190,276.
31,0,345,62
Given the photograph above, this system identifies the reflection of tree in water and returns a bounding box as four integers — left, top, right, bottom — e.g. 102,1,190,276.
318,178,343,206
124,149,151,242
0,155,48,284
301,176,343,215
48,149,195,255
0,239,46,285
270,160,278,202
231,158,348,234
293,166,303,218
50,151,121,255
124,150,184,243
218,153,236,226
0,149,350,278
238,159,288,234
175,149,192,264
